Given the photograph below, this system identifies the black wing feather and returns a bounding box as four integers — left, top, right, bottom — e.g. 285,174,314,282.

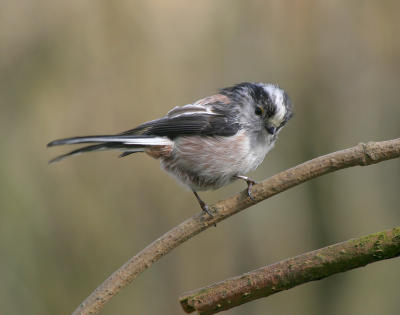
117,113,239,158
48,113,240,161
121,114,239,139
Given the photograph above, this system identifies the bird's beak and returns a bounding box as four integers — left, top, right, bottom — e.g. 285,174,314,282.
265,123,276,135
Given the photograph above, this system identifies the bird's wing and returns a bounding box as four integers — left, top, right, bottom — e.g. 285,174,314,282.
47,94,239,162
120,96,239,138
120,114,238,139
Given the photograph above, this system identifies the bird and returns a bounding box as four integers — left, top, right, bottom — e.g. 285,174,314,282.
48,82,293,217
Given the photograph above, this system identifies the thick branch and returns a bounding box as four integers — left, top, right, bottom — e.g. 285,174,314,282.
179,227,400,314
72,138,400,315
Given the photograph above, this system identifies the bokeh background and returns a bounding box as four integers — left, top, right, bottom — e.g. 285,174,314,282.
1,1,399,314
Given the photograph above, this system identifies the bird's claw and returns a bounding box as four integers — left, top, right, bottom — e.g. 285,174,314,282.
201,205,217,227
246,179,257,201
201,204,214,218
236,175,258,202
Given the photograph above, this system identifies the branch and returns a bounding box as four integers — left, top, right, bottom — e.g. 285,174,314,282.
72,138,400,315
179,226,400,314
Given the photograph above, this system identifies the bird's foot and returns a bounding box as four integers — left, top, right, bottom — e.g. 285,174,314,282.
201,204,214,218
236,175,257,202
192,190,215,223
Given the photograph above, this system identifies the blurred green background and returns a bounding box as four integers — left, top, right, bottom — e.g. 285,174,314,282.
1,1,399,314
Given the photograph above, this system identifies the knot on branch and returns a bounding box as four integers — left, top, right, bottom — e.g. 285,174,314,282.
359,142,378,166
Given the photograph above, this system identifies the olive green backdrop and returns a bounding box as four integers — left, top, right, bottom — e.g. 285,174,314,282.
1,1,399,314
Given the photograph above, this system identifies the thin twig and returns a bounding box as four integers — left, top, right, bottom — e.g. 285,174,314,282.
72,138,400,315
179,226,400,314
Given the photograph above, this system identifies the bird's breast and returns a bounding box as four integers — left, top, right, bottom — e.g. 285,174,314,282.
159,130,272,190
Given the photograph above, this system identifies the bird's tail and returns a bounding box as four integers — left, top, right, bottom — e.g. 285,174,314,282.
47,135,172,163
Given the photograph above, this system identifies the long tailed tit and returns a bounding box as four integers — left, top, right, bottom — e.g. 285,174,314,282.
48,82,293,216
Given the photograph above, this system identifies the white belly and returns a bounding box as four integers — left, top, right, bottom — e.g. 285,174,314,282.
160,130,275,191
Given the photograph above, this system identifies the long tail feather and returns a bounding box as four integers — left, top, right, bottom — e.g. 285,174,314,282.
49,143,113,163
47,135,169,147
119,151,137,158
48,134,172,163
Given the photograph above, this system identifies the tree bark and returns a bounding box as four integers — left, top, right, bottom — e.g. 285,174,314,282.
72,138,400,315
179,227,400,314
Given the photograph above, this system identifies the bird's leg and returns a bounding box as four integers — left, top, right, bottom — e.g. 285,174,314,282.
236,175,257,201
192,190,214,218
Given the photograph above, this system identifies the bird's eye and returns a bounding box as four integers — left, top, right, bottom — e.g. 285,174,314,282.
255,106,263,116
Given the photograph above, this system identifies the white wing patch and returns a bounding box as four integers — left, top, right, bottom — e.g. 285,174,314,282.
167,104,217,118
167,94,230,118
